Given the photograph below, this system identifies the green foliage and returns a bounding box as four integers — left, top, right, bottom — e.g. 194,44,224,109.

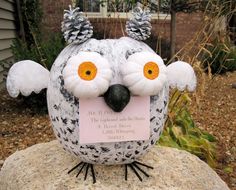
19,0,43,44
11,0,65,69
10,0,65,106
11,38,39,62
202,35,236,74
11,33,64,108
40,34,66,69
11,33,65,70
223,166,233,173
158,91,217,167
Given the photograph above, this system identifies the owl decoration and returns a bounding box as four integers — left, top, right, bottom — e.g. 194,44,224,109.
6,6,196,183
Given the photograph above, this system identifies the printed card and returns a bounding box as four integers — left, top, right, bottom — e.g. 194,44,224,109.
79,96,150,144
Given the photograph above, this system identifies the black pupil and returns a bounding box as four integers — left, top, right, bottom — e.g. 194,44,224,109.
148,70,153,74
86,70,91,75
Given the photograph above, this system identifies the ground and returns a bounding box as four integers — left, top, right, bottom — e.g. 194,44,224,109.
0,72,235,189
190,71,236,189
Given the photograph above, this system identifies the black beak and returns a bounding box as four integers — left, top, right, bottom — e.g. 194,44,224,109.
104,84,130,112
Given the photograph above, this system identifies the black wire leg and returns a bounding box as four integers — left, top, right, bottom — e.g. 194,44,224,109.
125,161,154,181
68,162,96,184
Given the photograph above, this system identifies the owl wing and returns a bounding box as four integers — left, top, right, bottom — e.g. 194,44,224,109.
6,60,50,98
166,61,197,91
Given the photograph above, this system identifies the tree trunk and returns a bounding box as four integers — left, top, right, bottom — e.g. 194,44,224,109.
170,9,176,59
16,0,25,42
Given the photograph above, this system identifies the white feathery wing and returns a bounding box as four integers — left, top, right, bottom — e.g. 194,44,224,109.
166,61,197,91
6,60,50,97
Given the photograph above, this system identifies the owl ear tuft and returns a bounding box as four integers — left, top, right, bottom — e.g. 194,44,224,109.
61,5,93,44
126,6,152,41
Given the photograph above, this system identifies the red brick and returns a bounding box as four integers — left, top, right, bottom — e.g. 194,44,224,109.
40,0,203,52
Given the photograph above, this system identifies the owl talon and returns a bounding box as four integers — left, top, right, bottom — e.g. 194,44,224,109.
125,161,154,181
68,162,96,184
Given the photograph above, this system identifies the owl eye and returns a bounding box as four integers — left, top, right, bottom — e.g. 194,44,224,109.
121,51,167,96
62,52,112,98
78,61,97,81
143,61,159,80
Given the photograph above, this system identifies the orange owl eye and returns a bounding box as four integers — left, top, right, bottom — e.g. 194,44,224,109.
78,61,97,81
143,62,159,80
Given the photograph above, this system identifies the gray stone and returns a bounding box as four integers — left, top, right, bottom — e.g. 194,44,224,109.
0,140,229,190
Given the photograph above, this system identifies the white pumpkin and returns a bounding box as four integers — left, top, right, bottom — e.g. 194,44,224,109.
62,52,113,98
166,61,197,92
121,51,167,96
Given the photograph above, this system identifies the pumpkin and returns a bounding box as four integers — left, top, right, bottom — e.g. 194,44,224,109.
121,51,167,96
62,51,112,98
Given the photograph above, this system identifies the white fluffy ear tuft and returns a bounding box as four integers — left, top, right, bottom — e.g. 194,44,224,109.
6,60,50,97
167,61,197,91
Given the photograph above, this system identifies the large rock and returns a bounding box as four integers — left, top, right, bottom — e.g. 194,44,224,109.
0,140,229,190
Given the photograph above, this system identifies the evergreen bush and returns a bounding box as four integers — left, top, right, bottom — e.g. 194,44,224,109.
11,0,65,70
202,35,236,74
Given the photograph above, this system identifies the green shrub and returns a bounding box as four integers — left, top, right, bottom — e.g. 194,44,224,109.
11,33,65,70
10,33,65,109
158,91,217,167
202,35,236,74
39,33,65,69
18,0,43,44
11,0,65,70
11,38,40,63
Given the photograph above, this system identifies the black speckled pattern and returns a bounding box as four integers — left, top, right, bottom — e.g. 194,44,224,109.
47,37,169,165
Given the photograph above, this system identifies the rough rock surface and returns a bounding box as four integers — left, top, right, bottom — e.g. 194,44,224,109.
0,141,229,190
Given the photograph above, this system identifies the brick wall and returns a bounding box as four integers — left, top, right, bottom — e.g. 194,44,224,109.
40,1,203,56
40,0,71,33
175,12,203,50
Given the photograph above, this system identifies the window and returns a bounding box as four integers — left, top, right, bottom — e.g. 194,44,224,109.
107,0,134,12
76,0,170,19
77,0,100,12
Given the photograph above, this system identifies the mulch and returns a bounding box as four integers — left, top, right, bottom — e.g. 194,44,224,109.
190,71,236,189
0,72,235,189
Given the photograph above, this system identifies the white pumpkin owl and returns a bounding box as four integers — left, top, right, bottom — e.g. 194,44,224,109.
6,6,196,183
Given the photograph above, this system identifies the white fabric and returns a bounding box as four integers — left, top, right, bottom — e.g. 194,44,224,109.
62,52,112,98
167,61,197,91
121,51,167,96
6,60,50,97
